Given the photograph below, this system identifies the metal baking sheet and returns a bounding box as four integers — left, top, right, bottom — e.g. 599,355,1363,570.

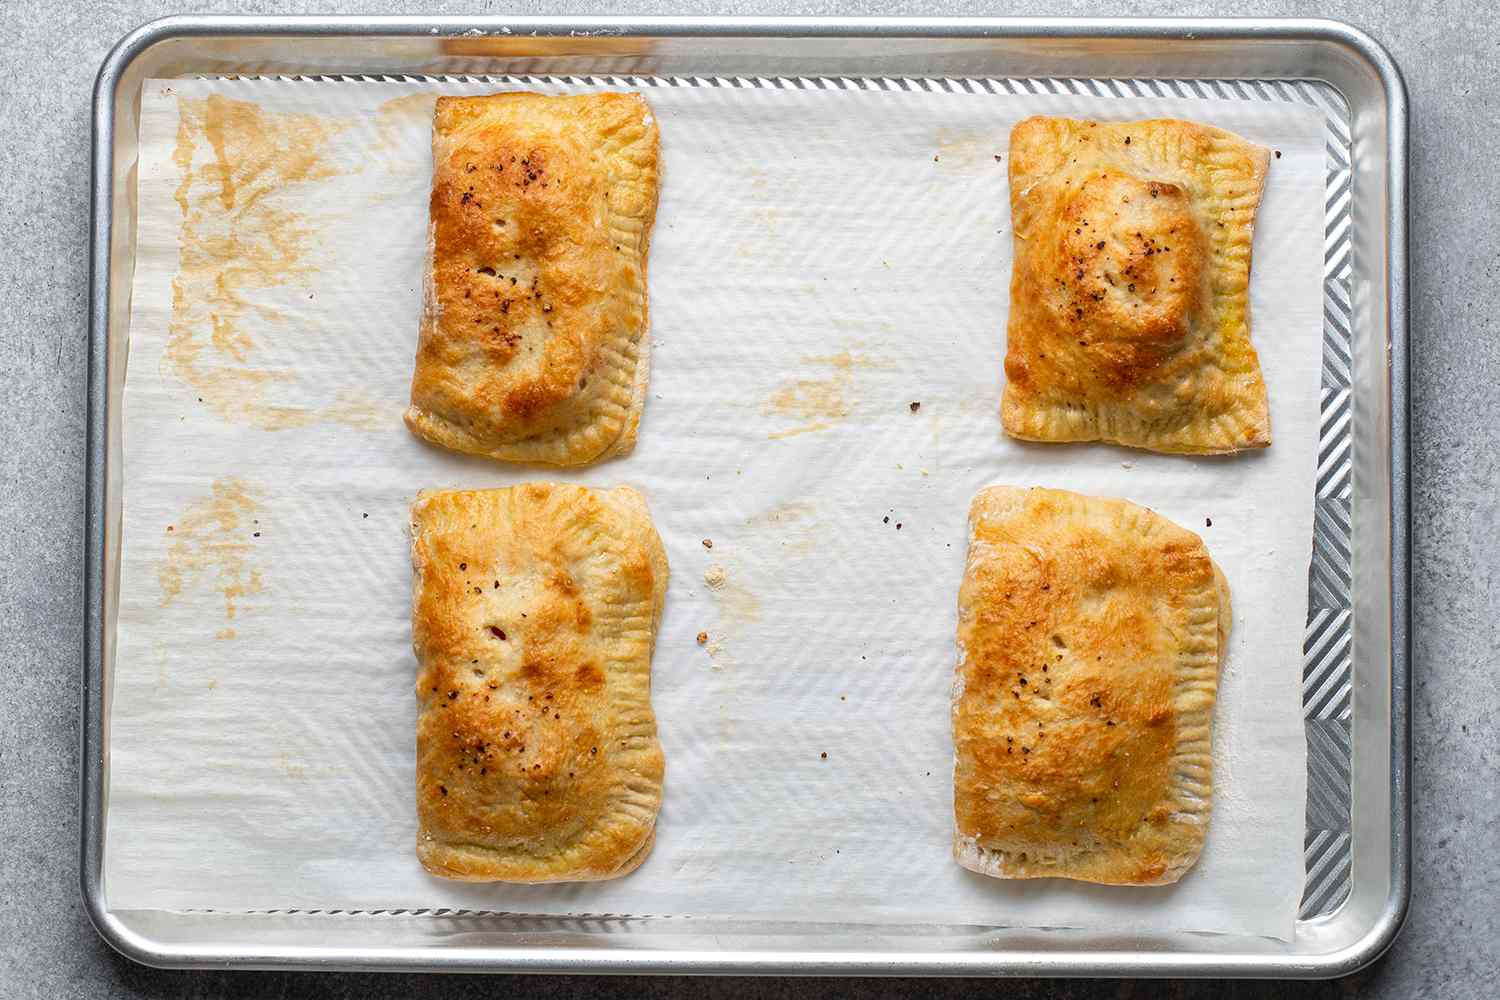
83,15,1409,977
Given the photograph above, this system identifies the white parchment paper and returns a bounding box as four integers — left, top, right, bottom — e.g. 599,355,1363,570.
106,77,1323,940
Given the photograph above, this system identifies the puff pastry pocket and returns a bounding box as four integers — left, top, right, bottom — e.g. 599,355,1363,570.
952,487,1231,886
410,483,668,882
405,93,660,466
1002,116,1272,454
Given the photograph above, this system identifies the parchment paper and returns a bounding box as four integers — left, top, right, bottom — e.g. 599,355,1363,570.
106,77,1323,940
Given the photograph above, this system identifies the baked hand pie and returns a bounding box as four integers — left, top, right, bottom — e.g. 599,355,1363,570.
952,486,1230,885
1002,116,1272,454
405,93,659,466
410,483,667,882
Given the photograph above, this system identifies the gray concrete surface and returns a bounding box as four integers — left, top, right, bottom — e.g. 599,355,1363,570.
1,1,1493,997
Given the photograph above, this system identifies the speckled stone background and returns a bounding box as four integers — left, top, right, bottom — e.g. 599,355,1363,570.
1,1,1494,997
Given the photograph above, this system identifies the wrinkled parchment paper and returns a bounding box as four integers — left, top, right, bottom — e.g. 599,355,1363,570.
106,78,1323,940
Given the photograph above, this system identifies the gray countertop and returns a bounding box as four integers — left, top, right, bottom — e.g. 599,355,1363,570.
1,1,1494,997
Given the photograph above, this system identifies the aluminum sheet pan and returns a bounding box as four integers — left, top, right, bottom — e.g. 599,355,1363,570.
83,15,1409,978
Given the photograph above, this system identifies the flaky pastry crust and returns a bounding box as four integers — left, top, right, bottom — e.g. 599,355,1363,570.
411,483,667,881
405,93,659,466
1002,116,1272,454
953,486,1231,885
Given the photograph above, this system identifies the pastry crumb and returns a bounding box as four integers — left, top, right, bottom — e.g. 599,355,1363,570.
701,538,713,549
696,631,708,645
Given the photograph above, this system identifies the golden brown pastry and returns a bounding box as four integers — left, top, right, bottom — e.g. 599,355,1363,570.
952,486,1230,885
410,483,668,882
405,93,659,466
1002,116,1272,454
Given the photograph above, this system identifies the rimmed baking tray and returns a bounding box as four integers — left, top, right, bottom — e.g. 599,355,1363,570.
83,15,1409,977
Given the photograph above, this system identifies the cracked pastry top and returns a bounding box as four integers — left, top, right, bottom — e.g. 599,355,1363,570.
405,93,659,466
953,486,1231,885
1002,116,1272,454
410,483,668,882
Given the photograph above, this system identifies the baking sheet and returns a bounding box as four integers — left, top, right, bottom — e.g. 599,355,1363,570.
105,77,1322,940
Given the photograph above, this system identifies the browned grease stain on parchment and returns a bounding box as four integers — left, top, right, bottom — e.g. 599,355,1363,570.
701,563,763,669
745,502,821,556
373,93,437,154
762,350,894,440
158,477,264,638
167,95,381,431
745,501,816,530
322,389,387,430
763,378,849,439
933,129,1004,171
